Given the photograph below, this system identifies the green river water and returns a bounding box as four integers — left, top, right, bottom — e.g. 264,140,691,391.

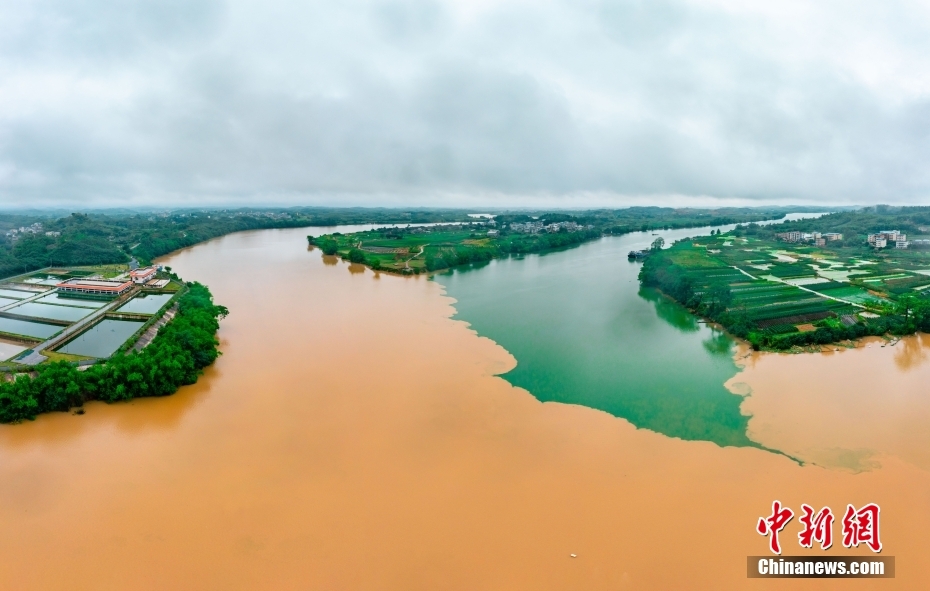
433,217,819,448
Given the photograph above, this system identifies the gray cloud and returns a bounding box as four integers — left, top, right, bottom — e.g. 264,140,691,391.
1,0,929,207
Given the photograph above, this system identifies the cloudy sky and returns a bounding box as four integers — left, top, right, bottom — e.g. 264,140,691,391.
1,0,929,208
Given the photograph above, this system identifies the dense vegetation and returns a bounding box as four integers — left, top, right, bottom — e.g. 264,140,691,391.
312,207,810,274
0,208,474,279
0,283,227,422
0,205,818,280
640,214,930,350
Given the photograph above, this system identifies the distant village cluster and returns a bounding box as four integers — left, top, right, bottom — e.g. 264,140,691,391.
865,230,922,249
3,222,59,242
505,221,587,234
775,228,930,249
774,231,843,246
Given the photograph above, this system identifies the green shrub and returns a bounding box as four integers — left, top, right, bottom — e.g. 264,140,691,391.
318,237,339,255
347,248,367,263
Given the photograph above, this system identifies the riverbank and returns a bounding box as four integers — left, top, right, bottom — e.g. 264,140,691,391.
728,332,930,472
309,210,803,276
0,283,226,422
1,227,928,589
638,237,925,350
649,284,895,354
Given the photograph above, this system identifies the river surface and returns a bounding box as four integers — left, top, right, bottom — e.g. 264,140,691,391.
434,229,752,447
433,215,830,448
0,222,929,589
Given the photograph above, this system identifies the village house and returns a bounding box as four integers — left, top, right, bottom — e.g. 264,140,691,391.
868,230,907,248
775,231,802,242
130,267,157,284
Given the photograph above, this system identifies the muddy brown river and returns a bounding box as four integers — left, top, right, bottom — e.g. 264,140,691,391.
0,227,927,589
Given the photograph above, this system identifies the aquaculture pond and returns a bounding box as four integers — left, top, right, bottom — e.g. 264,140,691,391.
0,317,61,339
9,302,94,323
58,319,145,358
434,215,822,448
0,297,20,308
23,277,62,286
116,293,174,314
35,293,108,308
0,339,27,361
0,289,32,300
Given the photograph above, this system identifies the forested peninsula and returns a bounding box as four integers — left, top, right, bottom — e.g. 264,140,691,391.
310,207,810,274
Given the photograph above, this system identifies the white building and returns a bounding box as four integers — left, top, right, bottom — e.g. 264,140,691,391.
130,267,157,284
775,231,802,242
868,230,905,247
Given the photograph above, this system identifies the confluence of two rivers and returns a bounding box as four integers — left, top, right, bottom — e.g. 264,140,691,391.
0,219,927,589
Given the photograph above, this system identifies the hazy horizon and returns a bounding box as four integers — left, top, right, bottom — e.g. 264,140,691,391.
2,1,930,208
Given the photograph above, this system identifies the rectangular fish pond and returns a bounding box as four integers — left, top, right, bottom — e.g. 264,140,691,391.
0,297,21,308
116,293,175,315
8,302,94,323
57,319,146,359
0,317,62,340
0,338,27,361
22,277,64,286
0,289,35,300
35,293,108,309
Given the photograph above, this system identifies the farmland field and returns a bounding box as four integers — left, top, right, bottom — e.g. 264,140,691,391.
638,230,930,348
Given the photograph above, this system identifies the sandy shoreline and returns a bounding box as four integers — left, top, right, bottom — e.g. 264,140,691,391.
0,227,926,589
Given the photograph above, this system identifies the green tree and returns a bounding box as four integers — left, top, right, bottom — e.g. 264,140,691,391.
347,248,367,263
318,237,339,255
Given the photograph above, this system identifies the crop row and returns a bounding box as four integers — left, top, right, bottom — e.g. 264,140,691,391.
744,300,850,322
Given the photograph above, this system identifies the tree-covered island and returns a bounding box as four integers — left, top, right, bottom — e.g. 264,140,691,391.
639,206,930,351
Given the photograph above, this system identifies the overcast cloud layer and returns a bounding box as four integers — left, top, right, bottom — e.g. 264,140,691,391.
1,0,930,208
